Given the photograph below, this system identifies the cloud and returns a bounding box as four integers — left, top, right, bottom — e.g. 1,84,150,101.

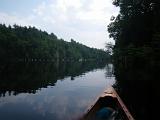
56,0,83,12
77,0,107,21
33,2,46,16
0,0,119,48
0,12,32,26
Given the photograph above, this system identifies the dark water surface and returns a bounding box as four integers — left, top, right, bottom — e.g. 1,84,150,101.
0,62,115,120
114,60,160,120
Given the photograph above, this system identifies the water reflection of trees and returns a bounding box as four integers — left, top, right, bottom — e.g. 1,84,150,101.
105,64,114,78
114,59,160,120
0,61,106,97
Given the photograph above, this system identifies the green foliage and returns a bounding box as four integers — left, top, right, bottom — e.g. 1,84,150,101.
0,24,110,62
108,0,160,64
109,1,160,119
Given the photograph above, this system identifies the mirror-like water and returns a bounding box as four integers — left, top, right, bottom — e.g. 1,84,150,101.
0,62,115,120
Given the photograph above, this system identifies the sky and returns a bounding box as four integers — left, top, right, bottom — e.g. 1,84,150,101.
0,0,119,49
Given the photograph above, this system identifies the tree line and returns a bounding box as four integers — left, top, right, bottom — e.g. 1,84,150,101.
108,1,160,119
108,0,160,66
0,24,110,62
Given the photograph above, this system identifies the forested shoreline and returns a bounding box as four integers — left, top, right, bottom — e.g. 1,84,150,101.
0,24,110,62
108,0,160,66
108,1,160,119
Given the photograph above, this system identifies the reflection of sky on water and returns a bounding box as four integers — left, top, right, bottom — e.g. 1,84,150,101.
0,66,115,120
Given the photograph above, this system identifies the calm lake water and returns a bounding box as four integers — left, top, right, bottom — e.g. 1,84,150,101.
0,62,115,120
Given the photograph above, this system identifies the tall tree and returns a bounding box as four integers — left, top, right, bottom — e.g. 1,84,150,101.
108,0,160,64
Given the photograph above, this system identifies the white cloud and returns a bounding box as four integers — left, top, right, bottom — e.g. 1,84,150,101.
56,0,83,12
0,0,119,48
76,0,119,24
0,12,34,26
33,2,46,16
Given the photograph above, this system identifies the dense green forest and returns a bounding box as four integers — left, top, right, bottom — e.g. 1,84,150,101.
0,24,110,62
108,1,160,119
108,0,160,66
